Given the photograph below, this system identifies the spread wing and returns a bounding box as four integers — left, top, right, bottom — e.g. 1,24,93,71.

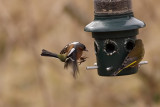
121,56,138,68
60,44,75,54
112,56,138,76
60,44,70,54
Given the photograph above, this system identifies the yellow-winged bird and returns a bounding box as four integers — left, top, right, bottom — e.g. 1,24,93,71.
112,39,145,76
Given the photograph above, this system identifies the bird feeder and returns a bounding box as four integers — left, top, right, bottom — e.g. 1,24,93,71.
85,0,146,76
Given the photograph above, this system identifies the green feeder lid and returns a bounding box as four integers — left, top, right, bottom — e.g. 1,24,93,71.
84,13,146,32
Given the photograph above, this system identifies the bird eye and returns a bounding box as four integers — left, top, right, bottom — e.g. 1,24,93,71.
125,39,135,52
104,40,117,56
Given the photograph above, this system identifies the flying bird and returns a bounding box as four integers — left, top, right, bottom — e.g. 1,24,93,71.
41,42,88,78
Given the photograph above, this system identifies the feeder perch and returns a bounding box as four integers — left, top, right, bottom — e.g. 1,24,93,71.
85,0,146,76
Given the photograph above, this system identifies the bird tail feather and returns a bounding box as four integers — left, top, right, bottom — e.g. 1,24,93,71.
41,49,58,58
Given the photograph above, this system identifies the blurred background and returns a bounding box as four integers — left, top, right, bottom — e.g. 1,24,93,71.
0,0,160,107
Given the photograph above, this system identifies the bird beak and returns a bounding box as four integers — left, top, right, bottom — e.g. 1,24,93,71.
84,49,88,51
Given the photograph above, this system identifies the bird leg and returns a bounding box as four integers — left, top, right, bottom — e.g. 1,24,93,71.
78,56,88,65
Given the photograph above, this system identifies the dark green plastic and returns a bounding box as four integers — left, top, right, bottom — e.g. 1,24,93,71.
85,13,145,76
85,13,145,32
93,30,138,76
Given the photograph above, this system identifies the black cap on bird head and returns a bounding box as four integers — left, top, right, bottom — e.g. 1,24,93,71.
73,42,88,51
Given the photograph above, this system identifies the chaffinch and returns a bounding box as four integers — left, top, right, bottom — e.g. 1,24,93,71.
41,42,88,78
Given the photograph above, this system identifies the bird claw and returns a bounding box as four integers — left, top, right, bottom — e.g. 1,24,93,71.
78,60,85,65
78,56,88,65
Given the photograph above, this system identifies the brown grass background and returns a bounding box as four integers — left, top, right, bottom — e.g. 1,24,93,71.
0,0,160,107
